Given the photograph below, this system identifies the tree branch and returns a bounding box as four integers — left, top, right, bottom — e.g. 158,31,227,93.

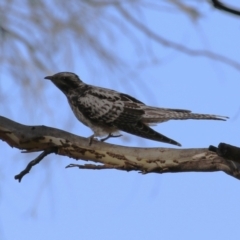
211,0,240,16
0,116,239,181
116,5,240,70
209,143,240,163
14,147,58,182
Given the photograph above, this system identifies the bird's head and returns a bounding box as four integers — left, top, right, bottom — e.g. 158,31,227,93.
44,72,83,94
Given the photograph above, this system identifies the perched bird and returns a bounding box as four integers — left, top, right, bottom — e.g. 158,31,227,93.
45,72,228,146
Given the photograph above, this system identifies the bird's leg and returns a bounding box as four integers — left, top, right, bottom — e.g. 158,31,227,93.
88,134,97,145
100,133,122,142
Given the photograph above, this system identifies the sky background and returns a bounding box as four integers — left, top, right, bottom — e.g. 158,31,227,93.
1,1,240,240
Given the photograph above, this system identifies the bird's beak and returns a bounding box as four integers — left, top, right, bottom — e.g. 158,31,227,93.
44,76,52,80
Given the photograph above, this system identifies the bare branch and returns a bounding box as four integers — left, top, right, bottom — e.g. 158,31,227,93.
66,163,118,170
1,116,239,181
210,0,240,16
116,5,240,70
14,147,58,182
210,143,240,163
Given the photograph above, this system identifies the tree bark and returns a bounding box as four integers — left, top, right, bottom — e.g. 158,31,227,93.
0,116,239,182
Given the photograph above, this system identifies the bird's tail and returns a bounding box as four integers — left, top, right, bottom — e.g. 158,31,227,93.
142,108,228,123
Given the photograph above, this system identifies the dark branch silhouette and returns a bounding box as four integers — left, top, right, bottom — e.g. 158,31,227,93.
14,147,58,182
211,0,240,16
209,143,240,163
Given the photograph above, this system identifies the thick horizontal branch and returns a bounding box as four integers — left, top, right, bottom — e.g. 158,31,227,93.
0,116,239,181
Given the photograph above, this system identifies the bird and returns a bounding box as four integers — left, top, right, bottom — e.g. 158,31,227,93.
44,72,228,146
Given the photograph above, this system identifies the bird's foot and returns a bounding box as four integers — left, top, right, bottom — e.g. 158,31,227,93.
88,134,122,145
100,133,122,142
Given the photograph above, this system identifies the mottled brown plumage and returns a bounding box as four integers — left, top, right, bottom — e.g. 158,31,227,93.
45,72,228,146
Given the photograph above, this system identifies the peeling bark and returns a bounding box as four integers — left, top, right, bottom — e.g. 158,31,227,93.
0,116,239,182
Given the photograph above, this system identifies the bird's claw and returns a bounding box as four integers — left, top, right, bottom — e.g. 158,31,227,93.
88,134,122,145
100,133,122,142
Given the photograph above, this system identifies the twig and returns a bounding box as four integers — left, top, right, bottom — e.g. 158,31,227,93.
116,5,240,70
14,147,58,182
66,163,116,170
211,0,240,16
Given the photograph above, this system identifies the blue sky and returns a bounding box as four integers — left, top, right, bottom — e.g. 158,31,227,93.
0,2,240,240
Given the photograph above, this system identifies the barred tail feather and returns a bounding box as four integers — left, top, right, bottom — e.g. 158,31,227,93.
142,111,228,123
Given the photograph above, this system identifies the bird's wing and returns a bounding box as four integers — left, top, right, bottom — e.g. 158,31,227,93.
115,120,181,146
81,86,195,123
87,85,144,104
70,86,145,124
88,85,192,113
